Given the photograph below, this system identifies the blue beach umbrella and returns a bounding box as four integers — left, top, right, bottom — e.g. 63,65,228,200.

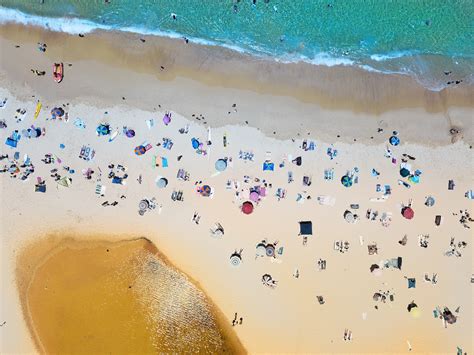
191,138,200,149
96,124,110,136
389,136,400,146
341,175,353,188
215,159,227,172
400,168,410,178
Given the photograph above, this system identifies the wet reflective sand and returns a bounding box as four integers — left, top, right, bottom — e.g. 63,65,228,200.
16,236,244,354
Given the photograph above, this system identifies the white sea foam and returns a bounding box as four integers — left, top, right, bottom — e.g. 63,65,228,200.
0,7,462,92
370,51,419,62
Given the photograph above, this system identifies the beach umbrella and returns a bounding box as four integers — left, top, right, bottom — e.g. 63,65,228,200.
407,301,418,312
241,201,254,215
402,206,414,220
156,177,168,188
341,175,353,187
424,196,435,207
138,199,149,211
96,124,110,136
229,252,241,267
399,168,410,178
344,210,355,223
134,145,146,155
262,274,272,283
191,138,200,149
125,129,135,138
255,243,266,257
389,135,400,146
249,191,260,202
292,156,302,166
163,113,171,125
200,185,211,197
408,175,420,184
215,159,227,172
51,107,64,118
265,244,275,257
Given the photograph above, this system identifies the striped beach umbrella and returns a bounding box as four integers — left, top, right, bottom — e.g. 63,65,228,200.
134,145,146,155
229,252,241,267
389,135,400,146
125,129,135,138
96,124,110,136
265,244,275,257
341,175,353,187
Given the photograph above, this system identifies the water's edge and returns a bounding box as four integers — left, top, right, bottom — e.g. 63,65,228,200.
1,6,472,91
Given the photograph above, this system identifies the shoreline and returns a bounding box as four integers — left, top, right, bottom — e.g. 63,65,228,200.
0,23,473,147
16,233,246,354
1,21,473,354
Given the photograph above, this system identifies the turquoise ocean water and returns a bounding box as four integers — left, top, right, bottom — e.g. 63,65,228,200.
1,0,473,90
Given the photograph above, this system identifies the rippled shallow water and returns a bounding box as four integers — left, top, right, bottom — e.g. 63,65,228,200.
21,237,241,353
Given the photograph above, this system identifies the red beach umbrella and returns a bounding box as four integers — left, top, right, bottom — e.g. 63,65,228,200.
402,206,414,220
241,201,254,215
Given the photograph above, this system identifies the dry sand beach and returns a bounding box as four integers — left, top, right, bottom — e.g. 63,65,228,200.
0,22,473,354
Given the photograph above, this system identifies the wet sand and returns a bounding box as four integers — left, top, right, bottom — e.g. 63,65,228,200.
0,23,473,145
16,235,245,354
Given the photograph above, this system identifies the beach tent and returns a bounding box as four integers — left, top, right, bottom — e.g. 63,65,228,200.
5,137,18,148
263,161,275,171
408,278,416,288
402,206,414,220
241,201,254,215
299,221,313,236
215,159,227,172
389,135,400,146
386,257,402,269
57,176,72,187
400,168,410,178
341,175,353,188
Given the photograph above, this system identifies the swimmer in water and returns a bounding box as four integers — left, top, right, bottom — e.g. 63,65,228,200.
171,13,177,20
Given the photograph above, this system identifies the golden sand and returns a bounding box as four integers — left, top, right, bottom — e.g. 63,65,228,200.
16,235,245,354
